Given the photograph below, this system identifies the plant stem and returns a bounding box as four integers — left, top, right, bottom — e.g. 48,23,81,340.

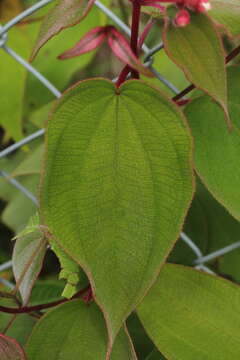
116,65,131,88
0,285,90,314
130,0,141,78
116,0,141,86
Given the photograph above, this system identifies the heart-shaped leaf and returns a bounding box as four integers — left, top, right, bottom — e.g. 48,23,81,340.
210,0,240,37
40,79,194,347
138,264,240,359
31,0,95,60
26,300,137,360
163,12,228,123
185,66,240,220
0,334,26,360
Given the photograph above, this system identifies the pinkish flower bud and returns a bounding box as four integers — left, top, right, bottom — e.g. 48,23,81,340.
174,9,191,27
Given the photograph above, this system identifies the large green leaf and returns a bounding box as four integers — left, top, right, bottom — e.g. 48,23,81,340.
138,264,240,359
210,0,240,37
185,67,240,220
163,12,228,121
40,79,194,346
26,300,136,360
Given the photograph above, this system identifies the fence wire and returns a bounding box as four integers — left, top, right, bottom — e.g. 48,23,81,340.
0,0,239,288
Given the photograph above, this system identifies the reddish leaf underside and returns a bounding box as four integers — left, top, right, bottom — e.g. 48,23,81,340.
0,334,26,360
107,27,153,77
59,26,153,77
58,26,107,59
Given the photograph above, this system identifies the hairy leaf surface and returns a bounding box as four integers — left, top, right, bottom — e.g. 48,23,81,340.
138,264,240,359
26,300,136,360
40,79,194,347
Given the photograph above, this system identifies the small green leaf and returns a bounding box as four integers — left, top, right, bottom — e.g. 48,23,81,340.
163,12,228,122
31,0,95,60
210,0,240,37
40,79,194,346
185,67,240,220
24,7,100,112
0,334,26,360
26,300,137,360
138,264,240,360
13,215,47,304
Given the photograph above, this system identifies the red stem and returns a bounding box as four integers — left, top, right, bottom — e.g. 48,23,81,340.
130,0,141,79
116,65,131,88
116,0,141,87
0,285,90,314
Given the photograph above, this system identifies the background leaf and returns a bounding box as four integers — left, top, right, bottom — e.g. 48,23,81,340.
26,300,137,360
40,79,194,345
210,0,240,37
182,180,240,280
185,67,240,220
138,264,240,359
163,12,228,121
0,27,30,140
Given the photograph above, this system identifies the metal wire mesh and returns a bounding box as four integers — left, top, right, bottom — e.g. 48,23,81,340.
0,0,239,286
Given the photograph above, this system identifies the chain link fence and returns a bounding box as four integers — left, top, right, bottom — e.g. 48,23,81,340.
0,0,239,288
